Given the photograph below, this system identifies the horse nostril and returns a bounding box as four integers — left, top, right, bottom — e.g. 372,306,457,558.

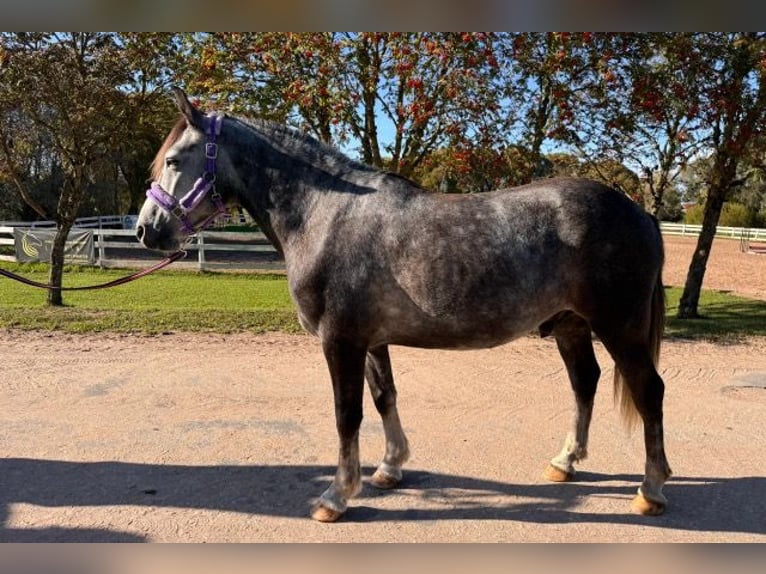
135,225,145,242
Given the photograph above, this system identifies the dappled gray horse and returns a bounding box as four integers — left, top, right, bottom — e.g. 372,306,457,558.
137,88,671,522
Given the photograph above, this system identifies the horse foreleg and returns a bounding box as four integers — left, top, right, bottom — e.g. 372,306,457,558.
365,345,410,489
544,320,600,482
312,338,366,523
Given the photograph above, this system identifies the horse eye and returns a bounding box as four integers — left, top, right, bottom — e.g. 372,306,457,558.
165,157,179,168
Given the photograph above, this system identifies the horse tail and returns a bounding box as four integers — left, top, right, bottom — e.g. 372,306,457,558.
614,219,665,430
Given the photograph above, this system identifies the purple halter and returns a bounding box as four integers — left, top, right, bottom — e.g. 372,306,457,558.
146,112,227,235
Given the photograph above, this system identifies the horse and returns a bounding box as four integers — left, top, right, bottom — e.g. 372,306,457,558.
136,88,671,523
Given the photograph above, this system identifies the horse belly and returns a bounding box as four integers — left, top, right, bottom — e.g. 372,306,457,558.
371,289,561,350
376,317,538,350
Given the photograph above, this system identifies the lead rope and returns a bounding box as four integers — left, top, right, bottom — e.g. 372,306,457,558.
0,250,186,291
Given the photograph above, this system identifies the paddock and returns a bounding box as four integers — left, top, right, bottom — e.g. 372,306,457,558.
1,235,764,541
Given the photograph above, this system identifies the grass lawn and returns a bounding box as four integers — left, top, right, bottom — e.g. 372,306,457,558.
0,264,301,334
1,263,765,341
664,287,766,341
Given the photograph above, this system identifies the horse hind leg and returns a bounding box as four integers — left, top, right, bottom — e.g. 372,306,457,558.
365,345,410,489
543,313,601,482
596,323,672,516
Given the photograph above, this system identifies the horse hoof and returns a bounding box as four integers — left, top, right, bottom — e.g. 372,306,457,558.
311,503,344,523
543,464,574,482
630,492,666,516
370,469,400,490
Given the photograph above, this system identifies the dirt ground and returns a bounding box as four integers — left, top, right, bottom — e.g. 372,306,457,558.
1,235,765,542
662,235,766,300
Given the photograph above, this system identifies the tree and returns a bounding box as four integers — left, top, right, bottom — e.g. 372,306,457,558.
413,143,525,193
562,33,708,216
547,152,642,200
538,33,766,317
0,105,61,219
496,32,597,184
175,33,504,178
172,32,347,144
114,33,181,214
677,33,766,318
0,32,133,305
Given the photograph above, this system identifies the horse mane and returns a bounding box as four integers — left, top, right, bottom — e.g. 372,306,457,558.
150,117,187,182
233,116,381,175
234,116,431,194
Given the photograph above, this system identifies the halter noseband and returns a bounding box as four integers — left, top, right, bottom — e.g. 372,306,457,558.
146,112,227,235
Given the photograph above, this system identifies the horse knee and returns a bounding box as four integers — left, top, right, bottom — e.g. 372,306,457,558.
336,409,363,437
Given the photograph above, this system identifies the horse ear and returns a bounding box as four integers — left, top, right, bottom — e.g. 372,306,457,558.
171,86,206,130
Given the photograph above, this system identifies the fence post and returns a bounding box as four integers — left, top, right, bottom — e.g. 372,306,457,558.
97,220,106,267
197,232,205,271
740,228,749,253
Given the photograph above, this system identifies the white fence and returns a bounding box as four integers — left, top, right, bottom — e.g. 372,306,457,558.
660,222,766,241
0,225,281,271
0,215,128,230
0,211,254,231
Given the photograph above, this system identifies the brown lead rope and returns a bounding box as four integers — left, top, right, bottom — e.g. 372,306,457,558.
0,250,186,291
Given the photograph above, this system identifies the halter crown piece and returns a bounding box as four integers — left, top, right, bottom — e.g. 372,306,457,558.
146,112,227,234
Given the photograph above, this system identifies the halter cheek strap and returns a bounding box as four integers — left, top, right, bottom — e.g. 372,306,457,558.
146,113,227,235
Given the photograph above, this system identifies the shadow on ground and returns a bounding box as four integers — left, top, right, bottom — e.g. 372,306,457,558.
1,458,763,541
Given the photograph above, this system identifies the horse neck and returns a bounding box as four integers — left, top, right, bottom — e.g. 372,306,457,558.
228,119,377,252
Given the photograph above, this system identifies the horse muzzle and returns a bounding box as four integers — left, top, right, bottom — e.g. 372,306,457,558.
135,216,183,253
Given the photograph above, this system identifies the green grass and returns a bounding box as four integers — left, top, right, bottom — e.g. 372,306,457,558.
664,286,766,341
1,263,765,341
0,263,301,334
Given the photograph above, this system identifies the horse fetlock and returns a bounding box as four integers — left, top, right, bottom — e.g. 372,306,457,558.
386,440,411,466
649,460,673,482
549,451,577,475
338,473,363,498
573,446,588,462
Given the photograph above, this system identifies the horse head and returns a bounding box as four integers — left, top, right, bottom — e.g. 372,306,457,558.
136,88,229,253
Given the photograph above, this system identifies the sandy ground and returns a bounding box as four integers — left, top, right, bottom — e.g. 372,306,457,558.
662,235,766,300
1,235,765,542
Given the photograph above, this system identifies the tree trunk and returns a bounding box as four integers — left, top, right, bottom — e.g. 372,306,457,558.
677,185,726,318
47,222,73,306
